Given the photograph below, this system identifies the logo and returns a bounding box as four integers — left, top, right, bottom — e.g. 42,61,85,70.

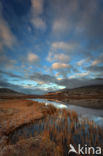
68,144,77,154
68,144,102,155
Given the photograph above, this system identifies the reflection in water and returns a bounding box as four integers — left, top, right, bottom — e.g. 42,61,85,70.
34,98,68,109
8,100,103,152
29,98,103,127
9,111,102,147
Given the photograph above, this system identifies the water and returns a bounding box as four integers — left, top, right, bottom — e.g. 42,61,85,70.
8,98,103,145
8,109,103,146
29,98,103,127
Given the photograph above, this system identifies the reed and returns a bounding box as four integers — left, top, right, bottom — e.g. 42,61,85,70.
3,106,103,156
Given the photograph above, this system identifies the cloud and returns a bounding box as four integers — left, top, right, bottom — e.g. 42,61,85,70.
31,0,46,30
29,72,65,91
0,53,16,70
75,0,103,41
29,71,103,91
47,53,70,63
77,59,86,66
76,57,92,66
69,71,90,79
0,70,23,79
52,62,70,70
30,72,103,90
50,0,103,50
0,0,103,94
47,41,79,63
52,19,70,34
0,78,46,95
31,17,46,29
54,53,70,63
56,78,103,89
91,54,103,66
86,65,103,73
92,60,100,66
51,0,78,35
51,42,77,51
31,0,43,15
27,52,39,63
1,69,103,94
30,72,56,84
0,4,16,51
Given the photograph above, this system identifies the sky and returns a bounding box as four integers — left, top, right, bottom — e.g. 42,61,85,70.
0,0,103,94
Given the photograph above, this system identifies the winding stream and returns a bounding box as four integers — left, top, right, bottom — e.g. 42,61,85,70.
8,98,103,145
30,98,103,127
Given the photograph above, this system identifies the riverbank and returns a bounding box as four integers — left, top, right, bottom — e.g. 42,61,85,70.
62,98,103,109
33,97,103,109
1,96,103,109
0,99,60,148
0,99,103,156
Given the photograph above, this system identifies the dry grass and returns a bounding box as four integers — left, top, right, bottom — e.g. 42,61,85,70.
0,99,46,137
0,99,103,156
43,104,59,115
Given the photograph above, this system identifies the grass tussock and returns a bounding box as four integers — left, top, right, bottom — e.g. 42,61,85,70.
27,102,34,107
44,104,58,115
0,100,103,156
2,106,102,156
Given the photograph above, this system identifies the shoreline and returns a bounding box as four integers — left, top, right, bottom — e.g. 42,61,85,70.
1,95,103,109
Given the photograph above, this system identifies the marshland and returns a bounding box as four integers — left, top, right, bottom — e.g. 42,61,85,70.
1,0,103,155
0,97,103,156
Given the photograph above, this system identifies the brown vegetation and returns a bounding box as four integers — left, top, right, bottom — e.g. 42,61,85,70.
0,99,103,156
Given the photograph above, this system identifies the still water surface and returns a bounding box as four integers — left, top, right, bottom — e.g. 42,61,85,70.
30,98,103,127
8,98,103,144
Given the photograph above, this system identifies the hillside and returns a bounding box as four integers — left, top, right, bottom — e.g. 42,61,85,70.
0,88,24,98
0,88,20,94
45,85,103,98
0,88,40,99
59,85,103,96
41,85,103,109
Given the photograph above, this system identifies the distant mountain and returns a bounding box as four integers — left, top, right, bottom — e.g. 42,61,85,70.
43,85,103,109
0,88,24,96
45,85,103,98
60,85,103,94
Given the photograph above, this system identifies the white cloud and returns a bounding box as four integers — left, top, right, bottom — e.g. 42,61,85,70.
0,53,16,70
52,19,70,34
54,53,70,62
51,0,78,35
0,7,16,50
47,53,70,63
77,59,86,66
51,0,103,45
69,71,90,79
28,52,39,62
31,17,46,30
31,0,46,30
92,60,100,66
52,62,70,70
51,0,79,35
77,57,92,67
52,42,76,51
91,54,103,66
47,41,78,63
31,0,43,15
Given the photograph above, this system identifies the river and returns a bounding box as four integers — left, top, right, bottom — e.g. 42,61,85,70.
30,98,103,127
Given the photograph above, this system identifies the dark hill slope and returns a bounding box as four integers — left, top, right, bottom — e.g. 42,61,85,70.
44,85,103,99
0,88,24,98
